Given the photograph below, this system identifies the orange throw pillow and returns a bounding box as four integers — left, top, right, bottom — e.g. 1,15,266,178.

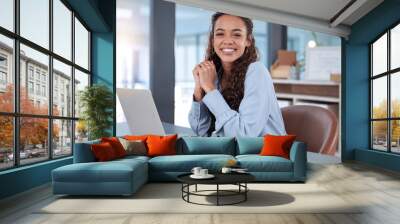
91,142,117,161
146,134,178,157
259,134,296,159
101,137,127,158
124,135,149,142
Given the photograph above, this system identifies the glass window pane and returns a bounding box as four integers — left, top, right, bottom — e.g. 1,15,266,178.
53,0,72,60
20,117,49,165
75,120,88,143
391,72,400,118
75,18,89,70
74,69,89,118
372,121,388,151
372,33,387,76
0,116,13,170
20,44,49,115
174,5,213,128
372,77,387,119
116,0,150,135
0,0,14,31
391,24,400,70
53,119,72,157
0,34,14,113
117,0,150,89
392,120,400,153
53,59,72,117
20,0,49,49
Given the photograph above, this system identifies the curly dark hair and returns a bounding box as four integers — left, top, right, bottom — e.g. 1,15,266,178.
205,12,258,111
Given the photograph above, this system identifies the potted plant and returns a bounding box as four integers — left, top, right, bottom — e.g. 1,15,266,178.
79,84,114,140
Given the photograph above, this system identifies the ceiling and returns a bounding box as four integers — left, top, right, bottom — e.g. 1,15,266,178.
165,0,384,38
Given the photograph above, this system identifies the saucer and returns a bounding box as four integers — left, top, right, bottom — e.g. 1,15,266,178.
190,174,215,179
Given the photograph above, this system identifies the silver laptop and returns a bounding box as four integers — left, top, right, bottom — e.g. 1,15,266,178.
116,88,166,135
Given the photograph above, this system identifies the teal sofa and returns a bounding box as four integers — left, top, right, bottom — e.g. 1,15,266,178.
52,137,307,196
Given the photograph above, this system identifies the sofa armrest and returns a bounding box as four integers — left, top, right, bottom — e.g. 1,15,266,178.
289,141,307,181
73,140,99,163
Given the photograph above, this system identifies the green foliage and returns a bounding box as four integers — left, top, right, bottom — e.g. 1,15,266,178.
79,84,114,140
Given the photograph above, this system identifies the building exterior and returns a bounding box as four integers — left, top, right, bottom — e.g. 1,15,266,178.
0,41,75,155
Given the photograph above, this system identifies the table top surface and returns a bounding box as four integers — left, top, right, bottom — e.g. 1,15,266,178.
177,172,255,185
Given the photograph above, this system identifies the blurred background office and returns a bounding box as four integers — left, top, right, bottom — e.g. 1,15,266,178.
115,0,341,157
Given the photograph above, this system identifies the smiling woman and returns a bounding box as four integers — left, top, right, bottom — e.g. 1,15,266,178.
188,13,286,137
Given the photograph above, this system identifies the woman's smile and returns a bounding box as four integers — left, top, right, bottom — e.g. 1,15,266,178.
220,47,237,55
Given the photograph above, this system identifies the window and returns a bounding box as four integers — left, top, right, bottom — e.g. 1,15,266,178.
0,116,13,170
20,0,49,49
371,23,400,153
53,0,72,60
0,55,7,67
74,69,89,142
74,18,89,70
53,119,72,158
36,84,40,95
0,34,14,113
74,69,89,118
28,67,34,80
0,53,8,90
0,0,14,32
53,59,72,117
0,71,6,85
19,117,49,165
116,0,150,135
42,85,46,97
28,81,34,93
0,1,91,170
35,70,40,80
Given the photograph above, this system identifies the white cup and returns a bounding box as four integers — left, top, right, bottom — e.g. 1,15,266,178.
200,169,208,176
221,167,232,174
191,167,202,176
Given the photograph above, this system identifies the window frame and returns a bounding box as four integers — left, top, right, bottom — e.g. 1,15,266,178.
0,0,92,171
370,20,400,154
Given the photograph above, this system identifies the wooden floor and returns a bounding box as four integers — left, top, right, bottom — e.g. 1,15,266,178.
1,160,400,224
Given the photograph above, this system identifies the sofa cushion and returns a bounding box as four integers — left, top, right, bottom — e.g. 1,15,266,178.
236,137,263,155
147,134,178,157
101,137,127,158
115,155,150,164
148,154,235,172
53,158,147,183
118,138,147,156
260,134,296,159
177,137,235,155
91,142,118,161
124,135,149,142
236,155,293,172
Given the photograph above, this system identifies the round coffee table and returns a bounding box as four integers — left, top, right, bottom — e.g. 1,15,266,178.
177,173,255,206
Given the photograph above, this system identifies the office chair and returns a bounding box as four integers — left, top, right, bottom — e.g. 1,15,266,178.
281,105,338,155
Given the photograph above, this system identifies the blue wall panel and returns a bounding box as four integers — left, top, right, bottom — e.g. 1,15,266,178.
0,158,72,199
343,0,400,171
92,33,114,87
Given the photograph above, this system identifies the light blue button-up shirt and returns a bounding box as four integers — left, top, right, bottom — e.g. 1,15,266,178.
188,61,286,137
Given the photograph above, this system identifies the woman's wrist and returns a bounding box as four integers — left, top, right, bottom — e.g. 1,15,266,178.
203,85,216,93
193,87,204,102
